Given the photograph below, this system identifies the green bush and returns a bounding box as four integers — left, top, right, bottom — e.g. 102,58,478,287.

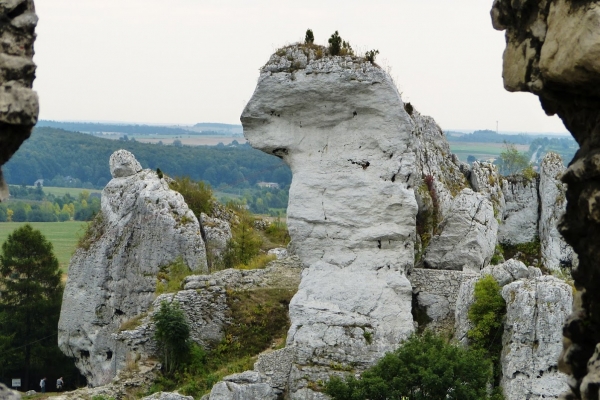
324,331,493,400
365,49,379,63
169,176,214,218
490,244,504,265
328,31,342,56
155,257,193,295
305,29,314,44
467,275,506,385
153,301,191,375
221,210,262,269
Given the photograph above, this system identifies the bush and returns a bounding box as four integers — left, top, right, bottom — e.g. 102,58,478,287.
467,275,506,385
155,257,193,295
153,301,191,375
365,49,379,63
305,29,314,44
221,210,262,269
328,31,342,56
169,177,214,218
324,331,493,400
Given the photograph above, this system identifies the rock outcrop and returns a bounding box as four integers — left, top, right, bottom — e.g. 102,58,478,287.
423,188,498,272
491,2,600,394
242,44,417,398
501,276,572,399
58,150,208,386
499,175,539,245
539,152,573,271
0,0,39,201
0,383,21,400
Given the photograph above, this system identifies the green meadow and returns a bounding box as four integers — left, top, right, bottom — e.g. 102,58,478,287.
29,186,102,197
0,221,85,272
449,142,529,163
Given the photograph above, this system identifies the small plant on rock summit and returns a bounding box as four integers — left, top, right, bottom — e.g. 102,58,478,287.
305,29,314,44
328,30,342,55
365,49,379,63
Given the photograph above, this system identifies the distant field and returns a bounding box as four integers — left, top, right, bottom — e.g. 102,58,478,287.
134,135,246,146
449,142,529,162
37,186,102,197
0,221,84,272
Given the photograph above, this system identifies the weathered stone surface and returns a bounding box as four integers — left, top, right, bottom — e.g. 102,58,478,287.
241,44,417,395
424,188,498,272
499,175,539,245
109,149,143,178
539,152,574,271
0,383,21,400
201,212,232,259
208,371,278,400
0,0,38,200
470,161,505,217
481,258,532,287
254,347,295,391
408,268,478,330
501,276,572,400
142,392,194,400
58,151,208,386
491,2,600,391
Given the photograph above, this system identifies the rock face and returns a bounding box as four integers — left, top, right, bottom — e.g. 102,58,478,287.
423,188,498,272
0,0,39,201
539,152,573,271
0,383,21,400
242,44,417,397
58,150,208,386
491,2,600,394
499,175,539,245
501,276,572,399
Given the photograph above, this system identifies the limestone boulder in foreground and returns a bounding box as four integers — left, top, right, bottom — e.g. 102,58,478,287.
58,150,208,386
241,44,418,397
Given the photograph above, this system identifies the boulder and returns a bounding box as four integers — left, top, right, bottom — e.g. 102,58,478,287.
142,392,194,400
470,161,505,216
539,152,574,271
424,188,498,272
207,371,278,400
0,383,21,400
0,0,39,200
109,149,143,178
241,44,417,395
201,212,232,259
501,276,572,399
58,151,208,386
499,175,539,245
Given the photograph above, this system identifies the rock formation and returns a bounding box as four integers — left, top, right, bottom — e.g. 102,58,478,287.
58,150,208,386
499,175,539,245
491,2,600,396
242,44,418,398
539,152,574,271
0,383,21,400
502,276,572,399
0,0,39,201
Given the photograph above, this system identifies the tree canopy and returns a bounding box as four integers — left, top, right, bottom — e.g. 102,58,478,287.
0,225,76,390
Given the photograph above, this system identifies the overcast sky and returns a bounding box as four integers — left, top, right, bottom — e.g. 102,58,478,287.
33,0,567,133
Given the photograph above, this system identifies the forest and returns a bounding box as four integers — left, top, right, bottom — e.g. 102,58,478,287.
3,128,292,191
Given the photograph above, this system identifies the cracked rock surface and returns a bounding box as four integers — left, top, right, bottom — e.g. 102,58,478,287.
241,44,417,398
0,0,39,200
58,150,208,386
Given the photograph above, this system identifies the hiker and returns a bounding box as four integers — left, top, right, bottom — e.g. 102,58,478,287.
56,377,64,391
40,377,46,393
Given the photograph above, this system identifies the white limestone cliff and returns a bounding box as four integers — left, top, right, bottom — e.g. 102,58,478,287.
499,175,539,245
58,150,208,386
241,44,417,398
539,152,574,271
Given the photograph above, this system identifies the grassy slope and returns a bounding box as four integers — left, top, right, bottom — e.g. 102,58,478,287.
0,221,84,272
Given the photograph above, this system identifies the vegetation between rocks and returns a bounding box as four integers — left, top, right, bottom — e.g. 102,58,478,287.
324,331,496,400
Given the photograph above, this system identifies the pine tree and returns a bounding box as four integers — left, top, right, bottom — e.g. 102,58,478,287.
0,224,64,390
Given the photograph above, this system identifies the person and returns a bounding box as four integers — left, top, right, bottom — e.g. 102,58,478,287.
40,377,46,393
56,377,64,392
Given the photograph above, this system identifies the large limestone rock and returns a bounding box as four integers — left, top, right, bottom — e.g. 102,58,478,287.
58,150,208,386
539,152,574,271
241,44,417,397
499,175,539,245
501,276,572,399
0,383,21,400
470,161,505,217
423,188,498,272
0,0,39,200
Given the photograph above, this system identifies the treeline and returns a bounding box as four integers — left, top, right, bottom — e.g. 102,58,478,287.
3,128,292,190
447,129,576,146
0,186,100,222
37,121,197,136
528,136,577,165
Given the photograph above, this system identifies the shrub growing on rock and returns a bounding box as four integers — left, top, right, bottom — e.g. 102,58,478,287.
324,331,493,400
169,176,214,218
468,274,506,385
305,29,314,44
328,31,342,55
365,49,379,63
153,301,190,375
